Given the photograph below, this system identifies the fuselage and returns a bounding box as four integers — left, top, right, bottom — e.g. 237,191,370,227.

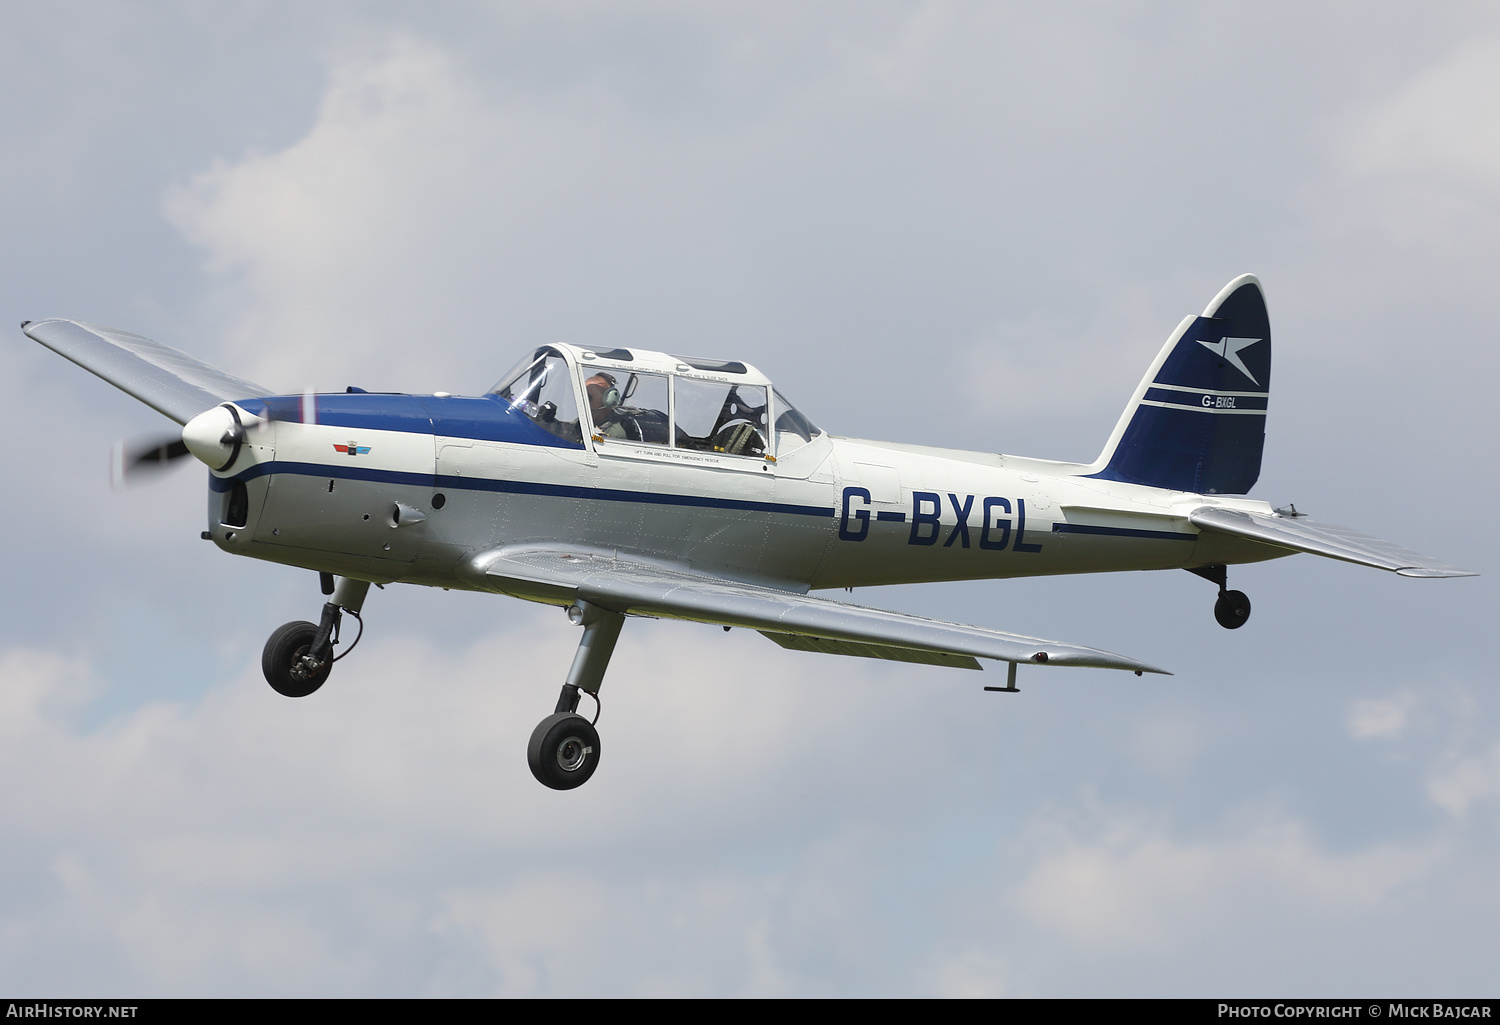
199,344,1289,601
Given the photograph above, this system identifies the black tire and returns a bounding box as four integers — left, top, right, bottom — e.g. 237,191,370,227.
527,712,601,790
262,621,332,697
1214,590,1252,630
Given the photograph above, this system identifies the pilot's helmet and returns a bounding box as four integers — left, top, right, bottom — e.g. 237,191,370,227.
586,373,620,411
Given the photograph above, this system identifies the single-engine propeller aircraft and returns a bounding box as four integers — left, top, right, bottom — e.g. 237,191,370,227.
24,275,1474,789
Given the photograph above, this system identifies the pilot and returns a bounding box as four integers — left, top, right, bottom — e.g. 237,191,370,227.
585,373,626,437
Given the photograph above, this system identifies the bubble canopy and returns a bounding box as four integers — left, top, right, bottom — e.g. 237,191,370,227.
490,343,821,458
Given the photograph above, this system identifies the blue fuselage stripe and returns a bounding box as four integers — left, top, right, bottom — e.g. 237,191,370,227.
434,473,832,517
225,460,834,519
214,460,431,491
1052,522,1196,542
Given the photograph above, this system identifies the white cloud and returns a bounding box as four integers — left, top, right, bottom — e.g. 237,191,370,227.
154,15,1278,443
1344,36,1500,202
1349,693,1416,740
1345,689,1500,819
1327,33,1500,299
0,618,943,994
164,37,494,389
1124,705,1212,780
27,608,1487,995
917,945,1013,998
956,283,1174,443
1010,808,1437,948
1428,741,1500,818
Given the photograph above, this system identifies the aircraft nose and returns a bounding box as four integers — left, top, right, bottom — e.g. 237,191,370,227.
182,404,249,471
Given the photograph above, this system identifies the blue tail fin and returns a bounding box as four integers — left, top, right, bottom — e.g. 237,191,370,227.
1087,274,1270,495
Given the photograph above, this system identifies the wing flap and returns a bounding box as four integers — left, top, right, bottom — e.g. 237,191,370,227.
23,319,274,425
473,547,1169,674
1190,507,1476,578
759,632,983,669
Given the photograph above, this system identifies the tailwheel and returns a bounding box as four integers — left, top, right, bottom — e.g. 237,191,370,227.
1214,589,1252,630
528,712,601,790
262,621,333,697
1188,565,1253,631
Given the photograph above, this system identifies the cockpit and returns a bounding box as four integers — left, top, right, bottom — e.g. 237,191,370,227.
490,345,821,460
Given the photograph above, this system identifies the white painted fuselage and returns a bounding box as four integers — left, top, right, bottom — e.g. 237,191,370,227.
203,346,1288,604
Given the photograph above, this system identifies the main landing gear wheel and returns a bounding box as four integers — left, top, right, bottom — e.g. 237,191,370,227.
1214,589,1252,630
527,712,601,790
262,620,332,697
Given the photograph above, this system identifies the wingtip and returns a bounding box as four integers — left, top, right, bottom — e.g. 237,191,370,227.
1040,648,1172,676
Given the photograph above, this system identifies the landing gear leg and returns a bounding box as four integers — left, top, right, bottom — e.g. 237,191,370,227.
528,601,624,790
262,576,372,696
1188,564,1252,630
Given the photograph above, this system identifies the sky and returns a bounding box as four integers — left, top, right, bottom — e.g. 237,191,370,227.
0,1,1496,997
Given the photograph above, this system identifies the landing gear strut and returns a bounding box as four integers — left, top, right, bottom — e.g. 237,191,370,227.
262,575,371,696
1188,564,1251,630
528,600,624,790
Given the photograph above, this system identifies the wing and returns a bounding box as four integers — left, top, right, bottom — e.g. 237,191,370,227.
1190,507,1476,578
23,318,274,425
471,547,1170,675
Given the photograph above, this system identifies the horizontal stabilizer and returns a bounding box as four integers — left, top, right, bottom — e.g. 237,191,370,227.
473,547,1169,675
1190,507,1476,578
23,319,273,425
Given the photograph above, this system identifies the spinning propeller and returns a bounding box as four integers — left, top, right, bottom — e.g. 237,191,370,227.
111,436,192,487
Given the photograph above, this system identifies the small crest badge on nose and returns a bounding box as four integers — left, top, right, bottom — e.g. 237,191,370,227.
334,442,371,456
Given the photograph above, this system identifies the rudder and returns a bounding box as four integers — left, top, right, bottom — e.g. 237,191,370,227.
1087,274,1271,495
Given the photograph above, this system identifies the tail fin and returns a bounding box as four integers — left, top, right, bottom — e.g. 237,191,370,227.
1086,274,1270,495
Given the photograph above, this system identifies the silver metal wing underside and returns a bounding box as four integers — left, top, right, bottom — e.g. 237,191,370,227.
1190,507,1476,578
471,547,1170,675
23,319,273,425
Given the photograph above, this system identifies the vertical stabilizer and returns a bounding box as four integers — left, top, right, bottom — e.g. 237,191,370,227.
1087,274,1270,494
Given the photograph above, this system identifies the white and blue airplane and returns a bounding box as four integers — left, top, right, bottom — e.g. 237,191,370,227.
23,274,1474,789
